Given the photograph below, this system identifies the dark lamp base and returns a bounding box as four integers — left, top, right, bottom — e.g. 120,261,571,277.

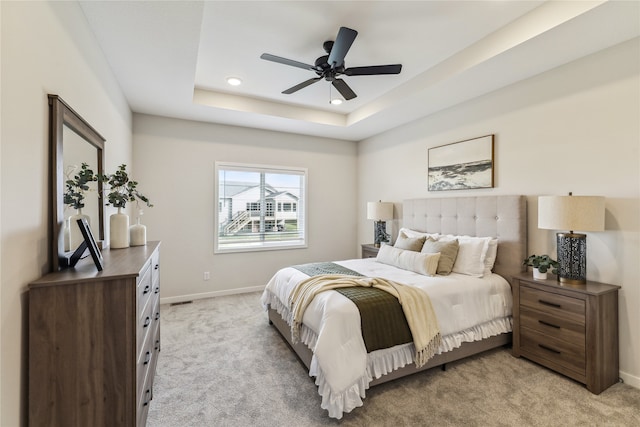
556,232,587,284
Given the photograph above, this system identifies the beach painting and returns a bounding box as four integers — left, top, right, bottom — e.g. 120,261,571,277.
428,135,494,191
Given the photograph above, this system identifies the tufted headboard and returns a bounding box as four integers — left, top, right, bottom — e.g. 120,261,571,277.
402,195,527,280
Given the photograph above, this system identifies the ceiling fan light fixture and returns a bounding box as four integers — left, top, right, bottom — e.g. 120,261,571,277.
330,98,343,105
226,77,242,86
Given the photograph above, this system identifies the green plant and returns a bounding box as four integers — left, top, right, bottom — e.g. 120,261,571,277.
63,163,99,210
523,254,559,274
103,164,153,209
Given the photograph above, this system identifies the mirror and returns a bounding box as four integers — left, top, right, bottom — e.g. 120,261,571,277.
49,94,105,271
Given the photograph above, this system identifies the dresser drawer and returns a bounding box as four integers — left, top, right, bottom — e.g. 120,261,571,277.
521,327,586,375
520,306,585,348
137,261,153,319
137,295,154,356
520,286,585,324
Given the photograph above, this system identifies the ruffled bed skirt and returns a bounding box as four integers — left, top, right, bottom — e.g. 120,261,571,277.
262,291,512,419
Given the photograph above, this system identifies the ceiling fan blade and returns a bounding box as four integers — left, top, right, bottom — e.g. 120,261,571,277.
282,77,322,94
260,53,315,71
332,79,357,100
344,64,402,76
328,27,357,68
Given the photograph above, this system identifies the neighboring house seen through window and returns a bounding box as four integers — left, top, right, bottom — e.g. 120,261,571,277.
215,162,307,252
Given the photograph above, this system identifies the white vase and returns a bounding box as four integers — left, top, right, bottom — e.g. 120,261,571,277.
533,268,547,280
69,209,89,250
110,207,130,249
130,217,147,246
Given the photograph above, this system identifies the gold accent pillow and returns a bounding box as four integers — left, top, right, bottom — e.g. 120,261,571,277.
421,237,459,275
394,232,426,252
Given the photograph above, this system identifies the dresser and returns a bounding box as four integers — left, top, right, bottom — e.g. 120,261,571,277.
512,273,620,394
29,241,161,426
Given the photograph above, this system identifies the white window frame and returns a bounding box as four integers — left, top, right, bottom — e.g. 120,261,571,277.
214,161,308,253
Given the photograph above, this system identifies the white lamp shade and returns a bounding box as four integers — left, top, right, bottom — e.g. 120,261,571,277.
538,195,605,231
367,201,393,221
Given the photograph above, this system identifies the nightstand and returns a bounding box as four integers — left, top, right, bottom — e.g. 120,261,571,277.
361,244,380,258
512,273,620,394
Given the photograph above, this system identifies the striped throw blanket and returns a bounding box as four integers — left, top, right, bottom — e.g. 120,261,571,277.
288,274,441,368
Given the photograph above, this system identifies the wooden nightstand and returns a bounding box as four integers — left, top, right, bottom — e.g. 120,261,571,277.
512,273,620,394
361,244,380,258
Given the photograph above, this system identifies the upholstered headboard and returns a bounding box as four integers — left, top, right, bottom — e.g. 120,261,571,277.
402,196,527,280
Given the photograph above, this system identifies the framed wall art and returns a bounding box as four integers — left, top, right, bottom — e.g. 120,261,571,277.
428,134,494,191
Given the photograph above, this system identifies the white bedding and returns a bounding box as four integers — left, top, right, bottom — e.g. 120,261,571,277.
261,258,513,419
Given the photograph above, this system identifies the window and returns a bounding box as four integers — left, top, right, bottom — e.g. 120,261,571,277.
215,162,307,253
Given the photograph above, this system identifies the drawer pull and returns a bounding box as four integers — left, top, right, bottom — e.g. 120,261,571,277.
539,344,561,354
144,351,151,365
538,299,561,308
143,316,151,328
154,339,160,351
154,264,160,270
538,320,560,329
143,389,151,406
155,312,160,321
143,285,150,295
154,286,160,294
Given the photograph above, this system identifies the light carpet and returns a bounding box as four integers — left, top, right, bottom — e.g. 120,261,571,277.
147,291,640,426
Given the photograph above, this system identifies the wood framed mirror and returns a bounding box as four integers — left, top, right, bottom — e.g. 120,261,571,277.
49,94,105,271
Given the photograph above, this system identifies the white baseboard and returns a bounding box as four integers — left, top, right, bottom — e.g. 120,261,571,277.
620,370,640,389
160,285,265,305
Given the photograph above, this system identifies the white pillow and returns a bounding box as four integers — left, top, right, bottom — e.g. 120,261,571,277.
398,227,440,240
483,238,498,276
442,235,492,277
376,244,440,276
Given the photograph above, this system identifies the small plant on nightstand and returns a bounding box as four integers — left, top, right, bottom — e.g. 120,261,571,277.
523,254,559,279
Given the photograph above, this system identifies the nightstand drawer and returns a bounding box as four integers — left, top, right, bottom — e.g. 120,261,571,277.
520,286,585,323
520,307,585,347
521,327,586,375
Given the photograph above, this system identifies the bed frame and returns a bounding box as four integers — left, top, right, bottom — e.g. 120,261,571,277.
267,195,527,386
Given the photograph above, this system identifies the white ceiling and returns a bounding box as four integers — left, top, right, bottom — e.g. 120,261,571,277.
79,1,639,141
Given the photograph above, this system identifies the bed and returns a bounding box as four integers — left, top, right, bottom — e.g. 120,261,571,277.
261,195,527,419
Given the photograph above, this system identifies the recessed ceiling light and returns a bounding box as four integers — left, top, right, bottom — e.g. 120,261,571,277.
226,77,242,86
330,98,343,105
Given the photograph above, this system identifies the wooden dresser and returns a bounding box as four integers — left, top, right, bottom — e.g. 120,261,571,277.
512,273,620,394
29,241,161,426
361,243,380,258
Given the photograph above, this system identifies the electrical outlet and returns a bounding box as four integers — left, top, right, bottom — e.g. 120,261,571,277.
203,272,210,281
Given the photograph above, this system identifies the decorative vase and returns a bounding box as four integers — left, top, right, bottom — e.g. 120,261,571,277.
533,268,547,280
110,207,130,249
69,208,89,250
130,216,147,246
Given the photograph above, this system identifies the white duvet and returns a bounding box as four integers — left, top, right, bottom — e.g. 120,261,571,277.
261,258,513,419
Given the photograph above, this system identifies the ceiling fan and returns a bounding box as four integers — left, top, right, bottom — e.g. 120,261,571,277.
260,26,402,101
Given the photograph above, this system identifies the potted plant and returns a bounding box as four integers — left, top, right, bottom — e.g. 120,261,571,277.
102,164,153,248
64,163,99,250
523,254,559,280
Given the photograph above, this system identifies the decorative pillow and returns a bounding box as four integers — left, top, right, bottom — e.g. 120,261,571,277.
397,227,440,241
483,238,499,276
394,232,426,252
421,237,459,275
443,235,492,277
376,244,440,276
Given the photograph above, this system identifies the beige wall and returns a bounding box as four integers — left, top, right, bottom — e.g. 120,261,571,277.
0,2,132,425
357,38,640,388
132,114,358,301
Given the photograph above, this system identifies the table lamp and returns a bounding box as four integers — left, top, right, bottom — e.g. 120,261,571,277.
367,201,393,247
538,193,605,284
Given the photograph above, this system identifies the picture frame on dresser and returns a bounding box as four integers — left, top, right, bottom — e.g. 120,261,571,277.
77,217,103,270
